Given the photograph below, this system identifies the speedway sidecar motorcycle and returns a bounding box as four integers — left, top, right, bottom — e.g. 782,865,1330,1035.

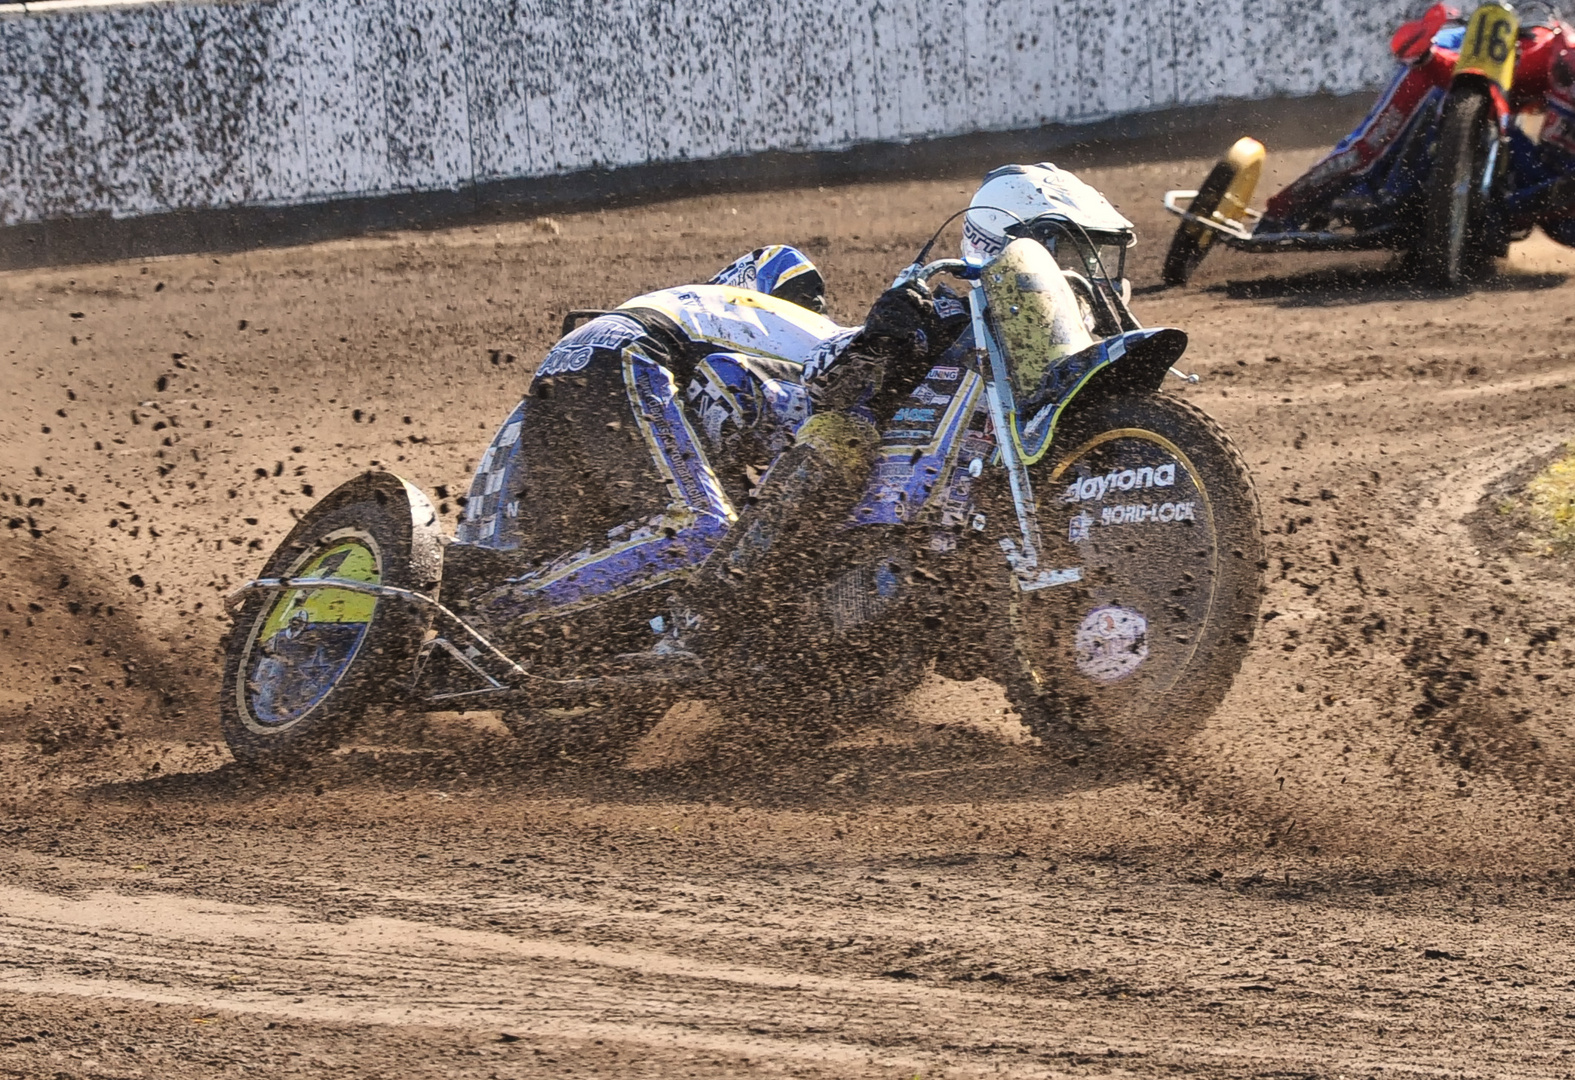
1164,0,1575,287
220,216,1265,769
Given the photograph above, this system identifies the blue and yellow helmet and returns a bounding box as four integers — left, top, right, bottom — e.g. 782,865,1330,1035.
710,245,826,313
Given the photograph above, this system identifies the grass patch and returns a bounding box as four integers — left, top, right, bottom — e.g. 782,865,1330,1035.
1500,441,1575,556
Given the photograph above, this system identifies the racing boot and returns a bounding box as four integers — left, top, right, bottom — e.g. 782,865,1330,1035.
614,282,945,667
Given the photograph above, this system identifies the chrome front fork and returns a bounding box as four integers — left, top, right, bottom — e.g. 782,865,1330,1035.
970,289,1082,594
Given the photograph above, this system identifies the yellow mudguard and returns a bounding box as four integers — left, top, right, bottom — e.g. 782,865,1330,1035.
1218,137,1266,225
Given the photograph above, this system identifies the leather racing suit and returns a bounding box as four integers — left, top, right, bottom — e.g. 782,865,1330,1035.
452,247,966,645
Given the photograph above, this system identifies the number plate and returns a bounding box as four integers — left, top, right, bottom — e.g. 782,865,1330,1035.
1457,1,1519,91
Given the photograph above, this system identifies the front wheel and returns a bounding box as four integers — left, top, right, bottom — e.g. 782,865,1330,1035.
1000,393,1263,757
221,472,442,767
1418,89,1499,287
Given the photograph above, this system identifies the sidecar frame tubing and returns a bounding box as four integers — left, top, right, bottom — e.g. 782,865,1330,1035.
226,575,701,710
228,575,525,705
1163,189,1401,253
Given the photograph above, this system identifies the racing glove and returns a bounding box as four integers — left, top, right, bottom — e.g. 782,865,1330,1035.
862,281,943,356
808,283,969,416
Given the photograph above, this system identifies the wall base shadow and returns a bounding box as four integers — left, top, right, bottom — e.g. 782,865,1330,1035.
0,93,1369,273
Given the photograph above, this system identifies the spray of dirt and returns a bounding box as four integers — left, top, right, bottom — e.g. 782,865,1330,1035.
6,120,1575,1076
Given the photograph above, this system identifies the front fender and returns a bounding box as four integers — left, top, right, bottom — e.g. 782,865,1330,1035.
1016,328,1187,465
294,470,445,592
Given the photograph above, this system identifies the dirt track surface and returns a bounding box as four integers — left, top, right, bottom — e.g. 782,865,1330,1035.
8,130,1575,1076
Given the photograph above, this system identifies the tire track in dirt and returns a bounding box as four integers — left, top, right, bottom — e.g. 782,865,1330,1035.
0,882,1132,1074
5,865,1575,1076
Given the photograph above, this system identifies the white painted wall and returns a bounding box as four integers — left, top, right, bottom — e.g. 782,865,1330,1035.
0,0,1416,228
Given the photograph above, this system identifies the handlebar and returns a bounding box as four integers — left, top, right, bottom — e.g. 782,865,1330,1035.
890,258,980,290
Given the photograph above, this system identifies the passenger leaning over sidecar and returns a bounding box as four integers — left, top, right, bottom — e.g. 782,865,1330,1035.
451,245,966,652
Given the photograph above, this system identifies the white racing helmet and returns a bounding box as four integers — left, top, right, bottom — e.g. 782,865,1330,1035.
962,163,1135,286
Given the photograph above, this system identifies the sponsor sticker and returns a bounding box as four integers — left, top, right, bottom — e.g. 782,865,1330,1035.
1547,93,1575,152
934,295,966,320
927,366,961,381
709,252,758,289
909,384,953,407
960,435,994,459
1302,146,1361,189
1074,605,1149,682
1099,500,1195,526
1062,463,1176,503
536,314,644,377
891,406,938,424
1068,511,1093,543
963,216,1007,258
1362,102,1404,149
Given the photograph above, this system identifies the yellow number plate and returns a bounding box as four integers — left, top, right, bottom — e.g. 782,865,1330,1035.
1457,1,1519,92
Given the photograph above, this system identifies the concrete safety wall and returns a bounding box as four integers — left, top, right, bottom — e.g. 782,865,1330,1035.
0,0,1416,232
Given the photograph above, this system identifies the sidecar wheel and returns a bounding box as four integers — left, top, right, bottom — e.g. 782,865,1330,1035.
221,473,441,768
1162,161,1234,286
1419,89,1497,287
1000,393,1263,757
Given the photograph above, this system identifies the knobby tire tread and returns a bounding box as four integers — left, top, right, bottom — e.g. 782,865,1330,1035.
1420,90,1493,288
999,391,1264,760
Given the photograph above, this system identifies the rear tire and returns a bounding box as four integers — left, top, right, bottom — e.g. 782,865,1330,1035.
221,473,441,767
1162,161,1235,287
1419,89,1498,287
999,393,1263,757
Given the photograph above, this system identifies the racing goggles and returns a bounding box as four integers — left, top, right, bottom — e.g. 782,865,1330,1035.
1008,217,1134,287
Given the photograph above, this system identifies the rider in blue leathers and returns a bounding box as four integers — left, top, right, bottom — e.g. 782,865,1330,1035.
454,245,968,655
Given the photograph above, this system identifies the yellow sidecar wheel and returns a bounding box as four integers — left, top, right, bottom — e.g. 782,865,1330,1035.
1162,161,1236,287
221,472,440,768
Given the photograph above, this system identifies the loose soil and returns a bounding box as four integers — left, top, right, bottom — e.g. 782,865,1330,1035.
6,127,1575,1077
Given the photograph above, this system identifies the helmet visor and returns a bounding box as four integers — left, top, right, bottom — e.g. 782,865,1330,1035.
1013,218,1131,283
